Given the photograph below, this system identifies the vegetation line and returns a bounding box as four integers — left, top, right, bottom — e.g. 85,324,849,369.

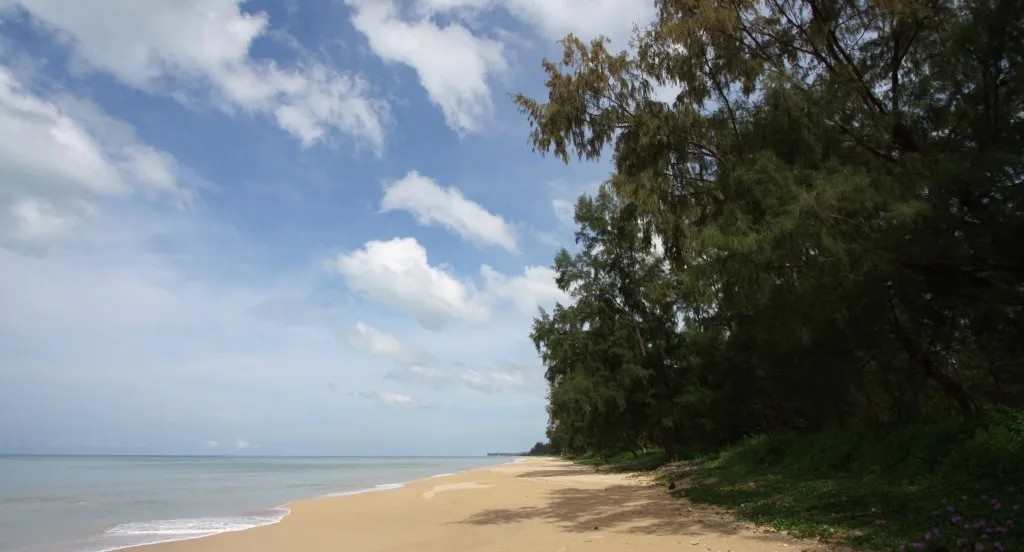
518,1,1024,550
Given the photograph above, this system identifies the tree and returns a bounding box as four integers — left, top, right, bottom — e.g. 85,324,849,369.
523,0,1024,454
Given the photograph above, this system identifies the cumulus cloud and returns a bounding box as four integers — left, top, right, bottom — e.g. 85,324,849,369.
336,237,568,326
346,0,506,133
0,66,188,246
0,197,547,454
335,237,489,327
4,0,386,148
348,321,427,365
381,171,517,252
481,264,570,314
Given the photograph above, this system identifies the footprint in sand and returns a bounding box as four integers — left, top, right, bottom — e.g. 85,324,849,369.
421,482,494,500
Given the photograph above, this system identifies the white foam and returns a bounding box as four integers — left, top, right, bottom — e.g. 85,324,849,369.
89,464,494,551
96,508,288,551
325,482,404,497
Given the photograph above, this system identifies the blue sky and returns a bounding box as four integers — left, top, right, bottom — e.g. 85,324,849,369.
0,0,661,455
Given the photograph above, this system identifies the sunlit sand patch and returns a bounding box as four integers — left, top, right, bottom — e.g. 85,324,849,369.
420,482,493,500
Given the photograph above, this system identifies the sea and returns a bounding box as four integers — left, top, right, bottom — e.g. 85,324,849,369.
0,455,509,552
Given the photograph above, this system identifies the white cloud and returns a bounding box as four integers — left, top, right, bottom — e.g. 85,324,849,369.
502,0,655,46
205,440,220,449
409,364,446,379
386,364,467,391
335,237,489,327
348,321,426,365
360,390,416,406
5,0,386,148
0,66,188,246
7,198,81,242
415,0,491,12
459,366,526,393
346,0,506,133
380,391,415,405
0,208,548,454
416,0,656,47
389,364,449,384
381,171,517,252
0,69,123,198
385,362,532,395
481,264,569,314
235,438,251,449
120,146,179,195
336,238,568,326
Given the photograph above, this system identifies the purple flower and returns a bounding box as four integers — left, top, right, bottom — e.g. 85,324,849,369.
952,514,963,525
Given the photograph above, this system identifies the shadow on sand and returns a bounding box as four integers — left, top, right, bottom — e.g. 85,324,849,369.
458,476,795,546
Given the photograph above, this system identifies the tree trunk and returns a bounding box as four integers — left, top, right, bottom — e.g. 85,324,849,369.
887,296,978,418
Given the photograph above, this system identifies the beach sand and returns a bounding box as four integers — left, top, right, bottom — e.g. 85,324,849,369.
135,457,832,551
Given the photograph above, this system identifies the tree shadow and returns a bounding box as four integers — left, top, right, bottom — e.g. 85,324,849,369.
459,481,794,544
512,467,603,478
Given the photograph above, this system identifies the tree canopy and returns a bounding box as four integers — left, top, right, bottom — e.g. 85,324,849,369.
522,0,1024,456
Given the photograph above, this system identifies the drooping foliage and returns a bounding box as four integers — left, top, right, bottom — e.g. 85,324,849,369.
525,0,1024,456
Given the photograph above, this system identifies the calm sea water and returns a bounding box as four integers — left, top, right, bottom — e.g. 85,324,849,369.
0,455,508,552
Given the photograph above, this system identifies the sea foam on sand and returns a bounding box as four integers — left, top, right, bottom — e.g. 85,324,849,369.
99,507,289,551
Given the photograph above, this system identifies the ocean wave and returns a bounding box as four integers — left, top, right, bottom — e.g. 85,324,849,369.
325,482,404,497
95,507,289,550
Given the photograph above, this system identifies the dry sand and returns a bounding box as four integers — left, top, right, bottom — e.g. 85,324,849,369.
135,457,834,552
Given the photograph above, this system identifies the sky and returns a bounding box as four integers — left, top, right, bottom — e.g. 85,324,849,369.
0,0,660,456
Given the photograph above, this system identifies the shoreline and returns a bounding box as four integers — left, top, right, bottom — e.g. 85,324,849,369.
99,459,515,552
129,457,829,552
99,507,291,552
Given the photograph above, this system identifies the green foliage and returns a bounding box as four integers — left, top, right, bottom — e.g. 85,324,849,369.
671,413,1024,550
526,441,559,456
574,449,670,472
524,0,1024,459
522,2,1024,546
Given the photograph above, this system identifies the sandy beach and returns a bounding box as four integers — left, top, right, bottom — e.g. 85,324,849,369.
134,457,831,552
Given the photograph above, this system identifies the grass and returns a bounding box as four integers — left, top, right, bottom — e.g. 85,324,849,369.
569,409,1024,550
662,410,1024,550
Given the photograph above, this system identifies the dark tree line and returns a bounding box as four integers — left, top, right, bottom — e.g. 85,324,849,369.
522,0,1024,457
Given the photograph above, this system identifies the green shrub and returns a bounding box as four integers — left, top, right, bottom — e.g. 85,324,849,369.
673,412,1024,550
